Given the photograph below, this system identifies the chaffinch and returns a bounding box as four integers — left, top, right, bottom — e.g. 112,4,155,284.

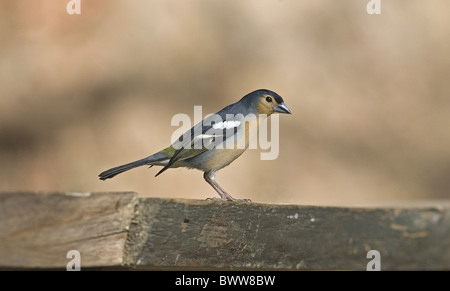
99,89,291,202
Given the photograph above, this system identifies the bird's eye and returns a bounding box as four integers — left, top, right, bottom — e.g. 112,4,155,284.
265,96,272,103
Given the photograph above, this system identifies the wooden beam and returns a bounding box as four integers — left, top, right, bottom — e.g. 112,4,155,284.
126,198,450,270
0,192,449,270
0,192,137,269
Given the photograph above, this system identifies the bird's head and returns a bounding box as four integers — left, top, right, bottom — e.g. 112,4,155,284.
242,89,291,116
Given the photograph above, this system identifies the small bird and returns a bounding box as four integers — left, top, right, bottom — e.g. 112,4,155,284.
99,89,291,202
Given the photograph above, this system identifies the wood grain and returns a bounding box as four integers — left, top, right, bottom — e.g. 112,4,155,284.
125,198,450,270
0,192,137,268
1,192,449,270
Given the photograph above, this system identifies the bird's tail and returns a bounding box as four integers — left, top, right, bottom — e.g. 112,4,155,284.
98,152,168,180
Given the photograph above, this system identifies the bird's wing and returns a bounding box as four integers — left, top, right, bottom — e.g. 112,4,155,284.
155,114,243,176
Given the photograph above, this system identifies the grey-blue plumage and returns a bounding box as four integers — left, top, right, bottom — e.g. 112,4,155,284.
99,89,291,201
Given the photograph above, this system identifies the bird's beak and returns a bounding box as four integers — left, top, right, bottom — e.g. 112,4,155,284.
274,102,292,114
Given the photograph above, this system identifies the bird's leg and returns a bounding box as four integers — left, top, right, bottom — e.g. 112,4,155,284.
203,171,251,202
203,171,230,201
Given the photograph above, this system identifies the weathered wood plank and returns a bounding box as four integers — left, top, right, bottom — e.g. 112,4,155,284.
0,192,449,270
125,198,450,270
0,192,137,268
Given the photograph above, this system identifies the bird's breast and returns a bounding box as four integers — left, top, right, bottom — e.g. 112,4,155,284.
191,148,247,172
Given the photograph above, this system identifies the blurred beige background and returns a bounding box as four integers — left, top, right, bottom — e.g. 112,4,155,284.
0,0,449,205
